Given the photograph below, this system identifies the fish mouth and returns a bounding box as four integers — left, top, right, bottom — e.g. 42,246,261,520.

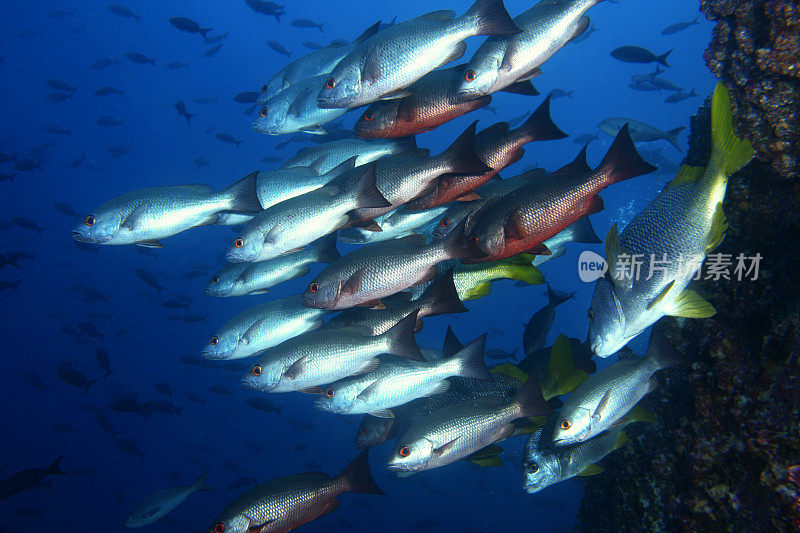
200,350,229,361
72,230,109,244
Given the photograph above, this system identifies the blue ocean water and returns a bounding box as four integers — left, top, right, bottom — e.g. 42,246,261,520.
1,1,714,531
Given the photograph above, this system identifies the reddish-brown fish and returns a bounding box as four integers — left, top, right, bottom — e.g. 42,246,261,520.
466,124,656,263
406,96,567,211
353,67,492,138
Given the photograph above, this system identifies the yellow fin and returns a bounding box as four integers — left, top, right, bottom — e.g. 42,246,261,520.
490,363,529,384
668,288,716,318
710,82,755,177
541,334,588,399
577,464,605,476
647,280,675,311
613,430,630,450
460,281,492,301
626,404,657,424
667,165,704,188
512,417,547,436
605,224,632,289
507,263,544,286
706,203,728,253
469,456,503,467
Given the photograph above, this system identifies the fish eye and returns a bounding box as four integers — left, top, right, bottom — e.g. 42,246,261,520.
469,235,479,246
214,524,226,533
464,70,476,82
399,446,410,457
84,215,96,226
325,387,335,398
587,309,594,320
210,276,220,284
526,462,539,474
325,77,336,90
309,282,319,293
359,427,367,435
260,84,267,93
209,336,219,346
259,107,268,117
234,238,244,248
439,217,449,228
363,111,373,122
251,365,262,376
560,419,571,430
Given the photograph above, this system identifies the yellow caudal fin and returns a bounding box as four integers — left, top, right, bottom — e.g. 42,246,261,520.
710,82,754,179
667,164,704,189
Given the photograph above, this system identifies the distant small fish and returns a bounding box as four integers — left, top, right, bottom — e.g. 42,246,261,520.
97,115,124,127
165,61,189,69
125,52,156,66
45,79,77,92
260,155,281,163
662,16,700,35
291,18,325,32
203,43,223,58
233,91,259,104
193,96,218,104
0,457,65,500
56,368,97,394
573,132,599,144
192,157,210,169
14,158,42,172
90,58,119,70
302,41,323,50
108,5,140,22
108,141,133,157
173,102,197,124
48,8,76,18
77,321,104,339
20,371,47,391
546,88,573,99
94,86,125,96
244,0,285,23
215,133,242,147
11,217,44,234
94,347,113,377
134,269,166,294
0,279,22,292
266,40,291,57
94,412,119,437
245,397,283,416
665,88,697,103
45,92,72,103
169,17,212,41
208,385,235,396
125,471,208,528
611,46,672,67
161,299,189,310
205,31,230,44
42,125,71,136
116,438,146,459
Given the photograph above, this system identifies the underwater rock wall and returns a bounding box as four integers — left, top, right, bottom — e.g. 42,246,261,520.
577,1,800,531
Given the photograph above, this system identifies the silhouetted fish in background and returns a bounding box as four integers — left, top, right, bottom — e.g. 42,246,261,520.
0,457,65,500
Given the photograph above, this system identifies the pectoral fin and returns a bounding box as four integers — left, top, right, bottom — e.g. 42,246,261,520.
135,240,163,248
667,288,716,318
432,437,460,457
592,390,613,422
647,280,675,311
577,464,605,476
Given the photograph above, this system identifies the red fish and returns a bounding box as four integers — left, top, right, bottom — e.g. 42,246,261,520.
466,124,656,263
406,96,567,211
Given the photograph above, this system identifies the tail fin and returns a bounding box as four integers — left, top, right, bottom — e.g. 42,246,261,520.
311,233,341,264
395,135,418,154
383,312,424,361
547,285,574,307
443,325,465,357
199,28,212,41
512,378,554,418
688,88,697,97
83,379,98,395
646,329,687,370
339,449,384,495
562,217,601,244
349,163,391,209
664,126,685,151
354,21,381,44
221,170,262,213
656,49,672,67
709,82,754,178
541,334,588,399
46,456,66,476
451,333,491,380
191,470,211,491
185,113,197,124
465,0,520,36
442,121,493,175
419,268,469,316
496,254,544,285
517,97,568,142
597,124,658,184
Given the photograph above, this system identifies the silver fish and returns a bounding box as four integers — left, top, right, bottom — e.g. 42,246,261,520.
317,0,519,109
125,471,207,527
387,378,551,474
552,330,684,446
338,205,448,244
242,312,422,393
598,117,685,151
315,334,490,417
72,172,261,247
205,234,340,297
202,295,327,360
280,137,417,173
253,75,347,135
531,217,600,267
458,0,602,100
589,84,753,357
256,157,356,210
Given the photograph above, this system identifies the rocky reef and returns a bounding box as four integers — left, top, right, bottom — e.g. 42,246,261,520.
577,1,800,531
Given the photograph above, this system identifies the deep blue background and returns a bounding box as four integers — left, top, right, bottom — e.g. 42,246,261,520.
0,1,712,531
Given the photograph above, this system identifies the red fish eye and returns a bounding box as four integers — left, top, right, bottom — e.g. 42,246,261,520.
84,215,96,226
363,111,373,122
209,336,219,346
260,84,267,93
326,77,335,90
259,107,267,117
439,218,449,228
464,70,476,82
325,387,335,398
560,419,571,430
214,524,226,533
399,446,410,457
252,365,262,376
211,276,220,284
359,427,367,435
309,282,319,293
469,235,479,246
234,238,244,248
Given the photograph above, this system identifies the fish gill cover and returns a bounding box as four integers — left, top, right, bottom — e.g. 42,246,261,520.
0,0,795,531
